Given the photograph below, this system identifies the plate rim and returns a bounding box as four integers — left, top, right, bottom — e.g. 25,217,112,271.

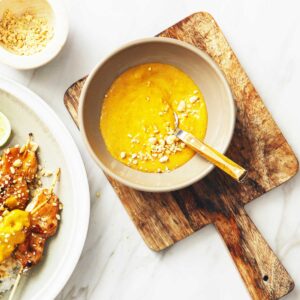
0,76,90,300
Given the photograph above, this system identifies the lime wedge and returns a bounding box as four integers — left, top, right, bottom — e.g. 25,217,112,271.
0,112,11,147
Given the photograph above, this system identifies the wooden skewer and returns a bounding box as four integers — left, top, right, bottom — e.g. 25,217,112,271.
30,168,60,215
26,133,33,147
8,266,23,300
49,168,61,194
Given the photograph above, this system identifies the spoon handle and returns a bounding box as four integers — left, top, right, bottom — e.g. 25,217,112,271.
175,129,247,182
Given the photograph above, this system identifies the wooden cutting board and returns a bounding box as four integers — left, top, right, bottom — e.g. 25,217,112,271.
64,13,298,300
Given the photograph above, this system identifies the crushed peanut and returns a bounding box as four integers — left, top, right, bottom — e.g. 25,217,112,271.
120,152,126,159
12,159,22,168
189,95,199,103
177,101,186,112
148,137,157,145
0,9,54,56
159,155,169,163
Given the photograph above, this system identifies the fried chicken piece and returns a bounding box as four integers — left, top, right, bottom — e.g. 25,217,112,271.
14,189,62,269
0,177,29,210
0,137,38,210
19,143,38,183
29,189,60,237
14,233,46,269
0,139,38,182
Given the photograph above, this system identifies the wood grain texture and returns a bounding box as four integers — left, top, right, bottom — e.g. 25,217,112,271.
64,12,298,299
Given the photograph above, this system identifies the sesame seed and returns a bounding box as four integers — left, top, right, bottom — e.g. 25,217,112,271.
159,155,169,163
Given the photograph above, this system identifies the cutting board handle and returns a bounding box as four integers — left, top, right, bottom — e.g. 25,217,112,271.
214,206,294,300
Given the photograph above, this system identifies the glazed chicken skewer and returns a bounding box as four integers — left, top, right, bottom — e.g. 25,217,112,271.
8,169,62,300
0,136,63,298
0,135,38,295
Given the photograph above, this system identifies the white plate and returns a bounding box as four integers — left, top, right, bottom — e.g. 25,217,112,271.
0,77,90,300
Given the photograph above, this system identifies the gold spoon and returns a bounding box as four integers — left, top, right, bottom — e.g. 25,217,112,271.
173,113,247,182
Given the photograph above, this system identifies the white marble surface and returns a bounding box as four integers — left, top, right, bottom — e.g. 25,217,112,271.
1,0,300,299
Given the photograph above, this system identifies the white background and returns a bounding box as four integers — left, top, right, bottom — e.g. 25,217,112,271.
1,0,300,299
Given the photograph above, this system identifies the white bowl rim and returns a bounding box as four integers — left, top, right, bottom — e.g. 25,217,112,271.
0,0,69,70
79,37,235,192
0,76,90,299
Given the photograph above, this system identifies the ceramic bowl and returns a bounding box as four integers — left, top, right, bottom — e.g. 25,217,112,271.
79,37,235,192
0,0,68,70
0,76,89,299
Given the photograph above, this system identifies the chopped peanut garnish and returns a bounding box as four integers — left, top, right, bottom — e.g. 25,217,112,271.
177,101,186,112
0,9,53,56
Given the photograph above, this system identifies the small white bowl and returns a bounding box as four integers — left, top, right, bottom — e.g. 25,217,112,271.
0,0,69,70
